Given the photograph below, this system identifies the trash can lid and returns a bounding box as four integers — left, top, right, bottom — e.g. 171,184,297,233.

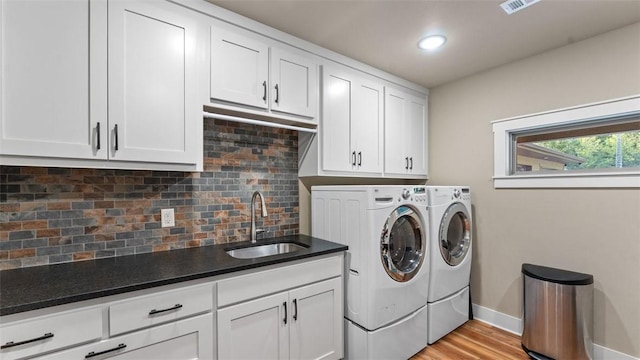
522,263,593,285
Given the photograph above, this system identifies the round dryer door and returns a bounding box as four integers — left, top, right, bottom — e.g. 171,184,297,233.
380,205,426,282
439,202,471,266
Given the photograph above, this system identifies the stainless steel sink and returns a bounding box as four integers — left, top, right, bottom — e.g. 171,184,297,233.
226,242,307,259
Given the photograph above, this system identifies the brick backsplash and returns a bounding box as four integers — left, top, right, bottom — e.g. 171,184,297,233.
0,119,299,270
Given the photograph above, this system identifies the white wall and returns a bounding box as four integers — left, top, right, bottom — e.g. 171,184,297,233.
428,22,640,357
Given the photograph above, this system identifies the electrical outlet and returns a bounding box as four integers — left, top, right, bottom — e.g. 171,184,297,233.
161,208,175,228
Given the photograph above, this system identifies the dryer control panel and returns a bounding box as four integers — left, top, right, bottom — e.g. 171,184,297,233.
461,187,471,202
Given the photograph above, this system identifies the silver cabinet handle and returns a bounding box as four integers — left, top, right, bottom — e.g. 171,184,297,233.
405,157,409,169
357,152,362,166
409,157,413,170
274,84,279,104
352,151,357,166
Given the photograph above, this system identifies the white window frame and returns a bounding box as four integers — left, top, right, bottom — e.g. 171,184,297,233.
492,95,640,188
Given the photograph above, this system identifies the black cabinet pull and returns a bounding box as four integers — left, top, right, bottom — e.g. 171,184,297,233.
96,122,101,150
405,157,409,170
283,302,287,325
148,303,183,316
1,333,54,349
274,84,279,104
409,157,413,170
85,343,127,358
352,151,356,166
293,299,298,321
114,124,119,151
262,81,267,102
357,152,362,166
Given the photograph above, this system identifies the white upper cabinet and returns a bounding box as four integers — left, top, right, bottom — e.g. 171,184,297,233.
321,69,353,173
108,0,200,165
270,47,317,118
210,25,317,120
210,26,269,110
384,87,428,178
319,63,383,175
0,0,107,160
0,0,203,170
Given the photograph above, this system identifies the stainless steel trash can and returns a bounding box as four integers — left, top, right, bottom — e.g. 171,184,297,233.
521,263,593,360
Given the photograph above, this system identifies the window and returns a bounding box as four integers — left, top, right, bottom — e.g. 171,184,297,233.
492,95,640,188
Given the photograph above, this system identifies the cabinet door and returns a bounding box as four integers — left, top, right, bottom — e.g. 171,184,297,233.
384,87,409,175
108,0,199,164
218,292,289,360
352,79,383,174
407,95,427,176
211,26,269,109
290,277,343,360
0,0,107,160
321,66,353,172
36,313,214,360
271,47,317,119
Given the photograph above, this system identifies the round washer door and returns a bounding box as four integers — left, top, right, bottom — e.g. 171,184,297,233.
380,205,426,282
439,202,471,266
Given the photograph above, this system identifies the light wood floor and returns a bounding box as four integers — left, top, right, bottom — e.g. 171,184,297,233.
410,320,530,360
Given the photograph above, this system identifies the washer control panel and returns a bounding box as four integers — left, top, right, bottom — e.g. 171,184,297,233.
399,186,427,203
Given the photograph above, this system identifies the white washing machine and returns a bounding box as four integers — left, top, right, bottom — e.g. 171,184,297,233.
312,185,430,360
426,186,472,344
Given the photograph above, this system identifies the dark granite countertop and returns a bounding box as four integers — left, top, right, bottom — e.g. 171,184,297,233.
0,234,347,316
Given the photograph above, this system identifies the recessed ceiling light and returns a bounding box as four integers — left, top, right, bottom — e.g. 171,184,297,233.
418,35,447,51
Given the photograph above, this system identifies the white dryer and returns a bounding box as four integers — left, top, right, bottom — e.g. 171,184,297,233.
426,186,472,344
312,185,430,360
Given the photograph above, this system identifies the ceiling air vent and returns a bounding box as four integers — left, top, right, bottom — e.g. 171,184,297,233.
500,0,540,14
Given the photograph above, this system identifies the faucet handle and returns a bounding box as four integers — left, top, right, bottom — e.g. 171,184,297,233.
255,229,266,239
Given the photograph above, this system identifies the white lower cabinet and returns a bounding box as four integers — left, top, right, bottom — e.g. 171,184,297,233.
218,277,342,360
218,291,289,360
0,283,214,360
36,313,213,360
289,278,343,360
217,254,344,360
0,254,345,360
0,307,103,360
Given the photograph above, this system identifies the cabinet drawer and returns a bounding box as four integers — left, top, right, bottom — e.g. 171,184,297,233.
0,307,102,360
218,254,343,307
109,284,212,336
36,313,214,360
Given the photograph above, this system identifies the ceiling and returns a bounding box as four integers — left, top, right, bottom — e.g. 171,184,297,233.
205,0,640,89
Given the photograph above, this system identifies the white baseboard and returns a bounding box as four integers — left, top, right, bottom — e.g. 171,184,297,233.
472,303,522,335
471,304,639,360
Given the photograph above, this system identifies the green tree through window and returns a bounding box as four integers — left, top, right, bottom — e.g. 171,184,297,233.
538,131,640,170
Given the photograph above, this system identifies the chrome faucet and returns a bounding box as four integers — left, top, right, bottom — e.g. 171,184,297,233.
250,191,268,243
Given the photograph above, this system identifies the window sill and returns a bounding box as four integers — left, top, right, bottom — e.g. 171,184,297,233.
493,171,640,188
492,95,640,189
